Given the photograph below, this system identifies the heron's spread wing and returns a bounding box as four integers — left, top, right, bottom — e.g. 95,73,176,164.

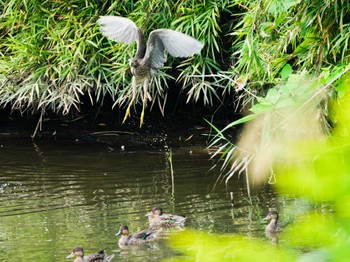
98,16,139,44
144,29,203,74
157,29,204,57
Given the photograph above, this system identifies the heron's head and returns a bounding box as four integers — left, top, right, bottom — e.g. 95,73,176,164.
129,58,139,68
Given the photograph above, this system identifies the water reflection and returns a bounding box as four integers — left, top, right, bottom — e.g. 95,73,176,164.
0,137,288,261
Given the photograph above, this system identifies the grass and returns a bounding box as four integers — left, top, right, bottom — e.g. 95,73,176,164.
0,0,231,120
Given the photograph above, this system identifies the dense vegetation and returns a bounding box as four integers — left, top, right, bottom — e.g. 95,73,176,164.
1,1,349,121
206,0,350,189
0,0,232,118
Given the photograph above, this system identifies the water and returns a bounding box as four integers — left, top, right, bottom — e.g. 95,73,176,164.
0,136,288,261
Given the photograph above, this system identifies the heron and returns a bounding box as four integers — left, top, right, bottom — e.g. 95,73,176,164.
98,16,204,127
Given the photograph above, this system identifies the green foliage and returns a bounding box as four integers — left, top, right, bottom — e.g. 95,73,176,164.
276,78,350,202
168,67,350,262
0,0,117,114
0,0,230,116
167,230,295,261
274,85,350,260
225,0,350,103
208,65,349,193
203,1,350,254
2,1,350,119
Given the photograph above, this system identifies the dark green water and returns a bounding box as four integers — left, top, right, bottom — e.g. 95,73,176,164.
0,136,289,261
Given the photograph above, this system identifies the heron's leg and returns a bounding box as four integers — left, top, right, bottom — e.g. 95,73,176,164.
140,78,149,127
123,76,137,123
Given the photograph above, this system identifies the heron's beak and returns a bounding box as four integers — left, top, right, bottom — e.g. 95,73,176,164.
66,252,74,259
115,230,121,236
129,58,137,67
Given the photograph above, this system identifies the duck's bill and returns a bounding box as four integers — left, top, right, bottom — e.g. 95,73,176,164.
262,215,270,221
66,252,74,259
115,230,121,236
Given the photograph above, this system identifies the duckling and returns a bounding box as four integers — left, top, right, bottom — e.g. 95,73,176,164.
262,210,282,233
66,247,115,262
146,207,187,228
115,225,159,248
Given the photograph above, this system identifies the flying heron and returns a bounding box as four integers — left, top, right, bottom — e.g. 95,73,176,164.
98,16,204,127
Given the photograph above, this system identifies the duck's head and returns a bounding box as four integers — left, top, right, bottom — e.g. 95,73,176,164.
66,247,84,259
150,206,163,216
116,225,129,236
262,210,279,221
146,206,163,217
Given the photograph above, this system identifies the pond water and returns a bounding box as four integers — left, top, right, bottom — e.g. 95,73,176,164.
0,135,291,261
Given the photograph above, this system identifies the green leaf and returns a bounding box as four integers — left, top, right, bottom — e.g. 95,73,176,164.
265,88,280,104
335,75,350,98
221,114,259,132
250,103,274,114
280,64,293,79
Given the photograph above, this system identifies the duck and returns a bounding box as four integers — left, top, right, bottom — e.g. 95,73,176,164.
115,225,160,248
262,210,282,233
262,210,282,244
66,247,115,262
146,207,187,228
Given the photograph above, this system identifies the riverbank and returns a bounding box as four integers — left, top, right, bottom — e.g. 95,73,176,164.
0,108,239,148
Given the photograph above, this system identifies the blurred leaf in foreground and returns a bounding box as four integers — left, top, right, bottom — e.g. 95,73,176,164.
188,67,350,262
166,230,295,262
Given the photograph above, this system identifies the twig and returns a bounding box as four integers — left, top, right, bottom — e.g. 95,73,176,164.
165,147,176,211
31,109,45,140
169,148,175,197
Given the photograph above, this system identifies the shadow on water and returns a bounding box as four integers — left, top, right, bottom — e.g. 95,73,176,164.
0,136,290,261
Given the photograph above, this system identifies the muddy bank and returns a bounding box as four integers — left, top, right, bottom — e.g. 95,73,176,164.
0,108,240,148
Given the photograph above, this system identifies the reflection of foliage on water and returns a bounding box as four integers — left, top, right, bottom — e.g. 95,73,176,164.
2,142,260,260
